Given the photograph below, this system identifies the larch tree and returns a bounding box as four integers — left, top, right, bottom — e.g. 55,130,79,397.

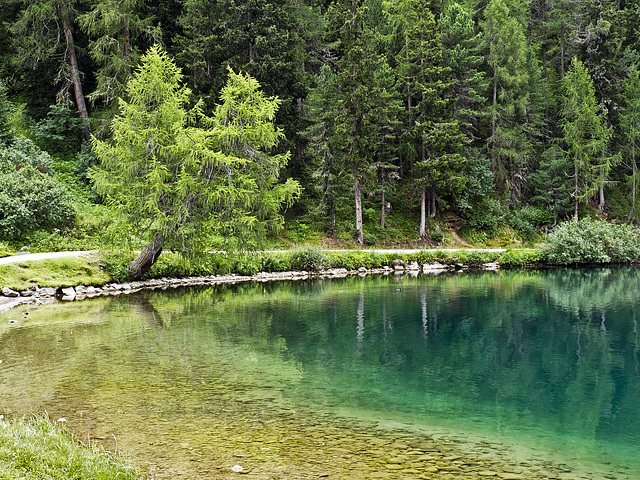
90,45,300,278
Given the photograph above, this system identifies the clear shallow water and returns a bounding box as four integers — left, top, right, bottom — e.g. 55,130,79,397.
1,268,639,479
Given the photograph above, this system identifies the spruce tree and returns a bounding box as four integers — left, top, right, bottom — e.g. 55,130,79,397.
562,57,612,220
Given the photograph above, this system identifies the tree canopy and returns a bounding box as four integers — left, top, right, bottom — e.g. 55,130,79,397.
90,45,300,278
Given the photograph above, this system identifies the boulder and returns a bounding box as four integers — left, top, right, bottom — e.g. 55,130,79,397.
61,287,76,297
2,287,20,298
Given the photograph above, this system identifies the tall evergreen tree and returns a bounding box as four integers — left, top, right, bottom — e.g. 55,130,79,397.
482,0,530,202
10,0,91,140
90,46,300,277
331,2,396,245
440,2,487,146
302,64,348,235
78,0,160,107
562,56,612,220
620,68,640,222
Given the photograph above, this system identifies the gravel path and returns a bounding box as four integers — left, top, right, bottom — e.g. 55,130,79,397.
0,248,517,266
0,251,96,265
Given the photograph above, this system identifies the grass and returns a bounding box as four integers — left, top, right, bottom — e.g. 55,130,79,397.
0,255,110,290
0,247,546,292
0,416,140,480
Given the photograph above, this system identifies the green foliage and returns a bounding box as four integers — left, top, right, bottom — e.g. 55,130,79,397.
0,163,76,240
543,219,640,264
33,104,85,155
90,46,301,264
0,81,12,143
289,246,327,271
75,141,99,185
431,230,445,243
507,205,551,241
1,136,55,173
499,248,543,266
562,57,613,218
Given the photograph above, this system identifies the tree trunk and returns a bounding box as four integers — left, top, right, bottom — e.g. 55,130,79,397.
574,162,579,221
380,181,386,229
61,4,91,141
628,145,636,222
355,176,363,245
598,179,605,213
429,188,437,218
419,187,426,237
129,230,164,279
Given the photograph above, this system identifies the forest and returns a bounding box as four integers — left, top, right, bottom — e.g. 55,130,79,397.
2,0,640,250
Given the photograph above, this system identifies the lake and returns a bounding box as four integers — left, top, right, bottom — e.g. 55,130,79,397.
1,268,639,479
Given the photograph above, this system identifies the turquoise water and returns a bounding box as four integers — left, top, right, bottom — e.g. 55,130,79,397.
1,268,639,479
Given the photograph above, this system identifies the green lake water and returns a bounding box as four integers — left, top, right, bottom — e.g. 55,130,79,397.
1,268,639,479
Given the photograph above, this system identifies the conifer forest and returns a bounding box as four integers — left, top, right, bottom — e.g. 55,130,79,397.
2,0,640,247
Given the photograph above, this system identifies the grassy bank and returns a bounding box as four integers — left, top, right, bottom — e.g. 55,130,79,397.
0,416,140,480
0,247,544,292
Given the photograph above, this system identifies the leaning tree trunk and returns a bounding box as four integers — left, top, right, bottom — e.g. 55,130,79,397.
61,4,91,141
129,230,164,279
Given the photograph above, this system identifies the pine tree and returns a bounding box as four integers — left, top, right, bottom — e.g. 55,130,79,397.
331,3,395,245
439,2,487,145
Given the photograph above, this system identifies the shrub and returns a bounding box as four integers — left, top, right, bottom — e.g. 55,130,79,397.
289,246,327,271
431,230,445,243
543,219,640,264
363,233,377,246
1,136,55,174
499,249,543,267
33,104,85,155
507,205,551,241
76,141,99,185
0,165,76,240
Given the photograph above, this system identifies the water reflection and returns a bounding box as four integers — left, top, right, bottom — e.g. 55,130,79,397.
0,269,639,479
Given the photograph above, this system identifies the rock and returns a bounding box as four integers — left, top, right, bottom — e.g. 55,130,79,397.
392,259,405,270
408,261,420,271
20,289,36,297
37,287,57,297
75,285,87,294
61,287,75,297
2,287,20,298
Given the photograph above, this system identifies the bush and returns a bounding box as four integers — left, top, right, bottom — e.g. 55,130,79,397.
431,230,445,243
289,246,327,271
1,136,55,174
507,205,551,241
543,219,640,264
499,249,543,267
76,141,99,185
34,104,85,155
0,165,76,240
